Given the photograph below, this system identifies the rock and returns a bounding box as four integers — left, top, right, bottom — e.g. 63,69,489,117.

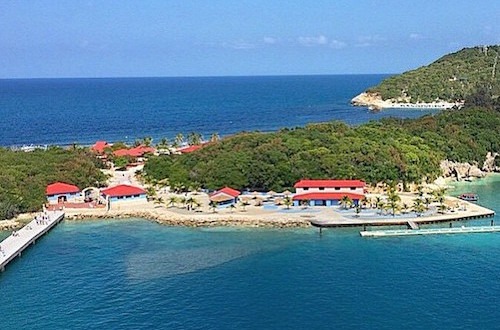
482,152,499,172
440,159,486,180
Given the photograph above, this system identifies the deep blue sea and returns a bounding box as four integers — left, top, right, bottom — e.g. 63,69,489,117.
0,176,499,329
0,75,438,146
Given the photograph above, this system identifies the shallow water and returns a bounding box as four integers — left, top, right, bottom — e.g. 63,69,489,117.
1,176,499,329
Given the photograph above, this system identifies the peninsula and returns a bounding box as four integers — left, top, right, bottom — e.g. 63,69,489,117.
352,45,500,110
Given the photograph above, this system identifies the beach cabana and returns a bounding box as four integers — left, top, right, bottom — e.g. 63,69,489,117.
46,182,81,204
209,187,241,206
101,184,147,202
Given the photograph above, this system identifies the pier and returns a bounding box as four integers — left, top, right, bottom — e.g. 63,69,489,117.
0,210,64,272
360,225,500,238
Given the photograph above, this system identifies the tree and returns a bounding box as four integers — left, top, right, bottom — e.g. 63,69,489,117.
185,197,198,211
146,186,157,202
412,198,426,216
282,196,293,209
210,133,220,142
167,196,178,208
187,132,203,145
209,200,218,213
174,133,185,147
229,204,236,213
340,195,353,209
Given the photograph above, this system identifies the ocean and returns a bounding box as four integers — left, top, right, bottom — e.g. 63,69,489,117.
0,75,438,146
1,75,499,329
0,176,499,329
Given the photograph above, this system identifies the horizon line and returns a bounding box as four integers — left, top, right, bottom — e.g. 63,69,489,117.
0,73,396,81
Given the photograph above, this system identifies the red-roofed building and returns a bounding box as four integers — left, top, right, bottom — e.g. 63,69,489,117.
209,186,241,205
293,179,366,207
91,141,110,154
113,145,155,158
46,182,81,204
101,184,147,202
178,145,203,154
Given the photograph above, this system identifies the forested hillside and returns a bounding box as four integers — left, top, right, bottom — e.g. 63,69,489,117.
0,148,107,219
144,107,500,192
367,45,500,103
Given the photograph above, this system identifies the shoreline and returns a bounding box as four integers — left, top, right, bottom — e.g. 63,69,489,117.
351,92,463,110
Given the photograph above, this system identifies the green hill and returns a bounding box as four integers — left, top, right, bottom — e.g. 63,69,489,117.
367,45,500,103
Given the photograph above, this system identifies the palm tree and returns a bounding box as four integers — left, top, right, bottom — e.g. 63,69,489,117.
282,196,293,209
386,188,401,216
372,196,382,209
187,132,203,145
178,196,187,208
154,196,164,207
209,200,218,213
210,132,220,142
437,203,448,214
185,197,198,211
167,196,178,208
412,198,426,217
401,203,409,214
376,200,385,215
340,195,353,209
174,133,185,147
146,186,157,202
360,196,369,209
423,197,433,210
157,137,169,149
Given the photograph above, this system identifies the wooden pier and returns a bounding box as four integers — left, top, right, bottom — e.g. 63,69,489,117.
0,210,64,272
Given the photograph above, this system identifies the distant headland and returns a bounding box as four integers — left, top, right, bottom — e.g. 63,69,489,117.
352,45,499,110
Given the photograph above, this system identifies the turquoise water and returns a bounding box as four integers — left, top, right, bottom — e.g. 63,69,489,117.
1,176,499,329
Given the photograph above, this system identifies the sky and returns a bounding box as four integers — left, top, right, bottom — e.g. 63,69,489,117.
0,1,499,78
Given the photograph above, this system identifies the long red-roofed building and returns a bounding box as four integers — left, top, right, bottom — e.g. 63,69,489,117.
101,184,147,202
113,145,155,158
293,179,366,207
46,182,81,204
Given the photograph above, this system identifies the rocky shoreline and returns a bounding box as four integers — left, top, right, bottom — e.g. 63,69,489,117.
440,152,500,181
351,92,462,110
65,211,311,228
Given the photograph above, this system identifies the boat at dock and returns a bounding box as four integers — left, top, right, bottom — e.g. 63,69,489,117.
458,193,478,202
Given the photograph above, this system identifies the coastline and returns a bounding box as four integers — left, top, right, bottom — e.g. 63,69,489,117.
351,92,463,110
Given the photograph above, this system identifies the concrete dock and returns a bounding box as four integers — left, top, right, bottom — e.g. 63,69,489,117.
360,225,500,237
0,210,64,272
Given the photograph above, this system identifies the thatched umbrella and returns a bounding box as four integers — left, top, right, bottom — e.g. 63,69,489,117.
283,190,292,196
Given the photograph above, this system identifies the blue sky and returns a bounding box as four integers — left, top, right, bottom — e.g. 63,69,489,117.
1,1,499,78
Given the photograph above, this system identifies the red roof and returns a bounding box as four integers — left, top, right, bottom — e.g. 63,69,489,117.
101,184,146,197
113,145,155,157
293,192,365,201
91,141,109,154
210,186,241,198
46,182,80,195
294,179,366,188
178,145,203,154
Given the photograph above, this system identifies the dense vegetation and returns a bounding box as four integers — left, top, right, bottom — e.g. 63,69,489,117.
367,45,500,103
0,147,107,219
144,107,500,192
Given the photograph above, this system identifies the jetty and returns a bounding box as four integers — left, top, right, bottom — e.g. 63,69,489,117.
360,225,500,238
0,210,64,272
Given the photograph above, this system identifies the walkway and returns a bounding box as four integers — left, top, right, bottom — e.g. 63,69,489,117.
0,210,64,272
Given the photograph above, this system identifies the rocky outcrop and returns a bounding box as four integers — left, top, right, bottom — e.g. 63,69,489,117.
440,160,486,180
482,152,499,172
351,92,390,110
